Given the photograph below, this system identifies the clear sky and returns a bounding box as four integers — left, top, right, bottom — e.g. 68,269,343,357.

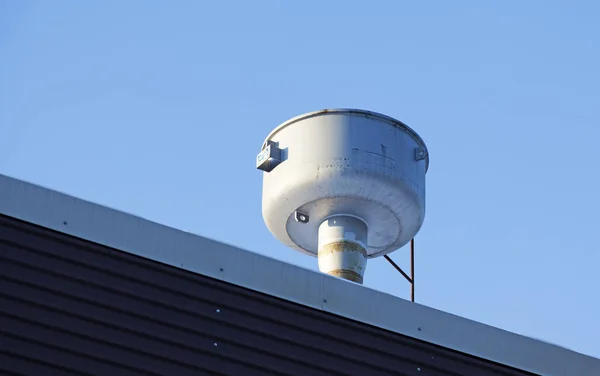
2,0,599,358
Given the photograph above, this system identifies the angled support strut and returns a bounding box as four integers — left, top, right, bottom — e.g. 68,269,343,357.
384,238,415,302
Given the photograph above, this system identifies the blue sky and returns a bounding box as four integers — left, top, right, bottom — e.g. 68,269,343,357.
2,1,599,357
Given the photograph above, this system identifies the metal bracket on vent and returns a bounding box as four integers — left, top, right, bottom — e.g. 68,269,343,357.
294,211,309,224
256,140,282,172
415,148,427,161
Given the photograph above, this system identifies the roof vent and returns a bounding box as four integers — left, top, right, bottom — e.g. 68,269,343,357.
257,109,429,285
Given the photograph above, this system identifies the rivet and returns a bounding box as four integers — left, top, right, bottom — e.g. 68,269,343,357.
213,343,218,347
216,309,220,313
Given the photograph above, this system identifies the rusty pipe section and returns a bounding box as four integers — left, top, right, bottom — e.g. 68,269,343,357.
317,216,368,284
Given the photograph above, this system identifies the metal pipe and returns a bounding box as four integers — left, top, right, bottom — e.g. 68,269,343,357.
317,215,368,284
410,238,415,302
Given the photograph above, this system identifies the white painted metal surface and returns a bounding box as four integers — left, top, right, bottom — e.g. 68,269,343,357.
0,173,599,375
317,215,368,283
258,109,429,281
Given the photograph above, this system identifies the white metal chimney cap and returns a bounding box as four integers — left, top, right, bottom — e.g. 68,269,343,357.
258,108,429,260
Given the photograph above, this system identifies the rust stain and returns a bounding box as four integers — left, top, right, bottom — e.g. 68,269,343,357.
327,269,363,283
318,241,367,257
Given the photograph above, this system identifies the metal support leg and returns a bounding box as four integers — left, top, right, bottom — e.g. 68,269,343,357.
383,238,416,302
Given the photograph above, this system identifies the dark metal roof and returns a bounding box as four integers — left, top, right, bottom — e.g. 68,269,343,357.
1,214,531,376
0,173,599,376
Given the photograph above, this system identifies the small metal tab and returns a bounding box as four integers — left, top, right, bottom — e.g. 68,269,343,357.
295,211,309,224
256,140,282,172
415,148,427,161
